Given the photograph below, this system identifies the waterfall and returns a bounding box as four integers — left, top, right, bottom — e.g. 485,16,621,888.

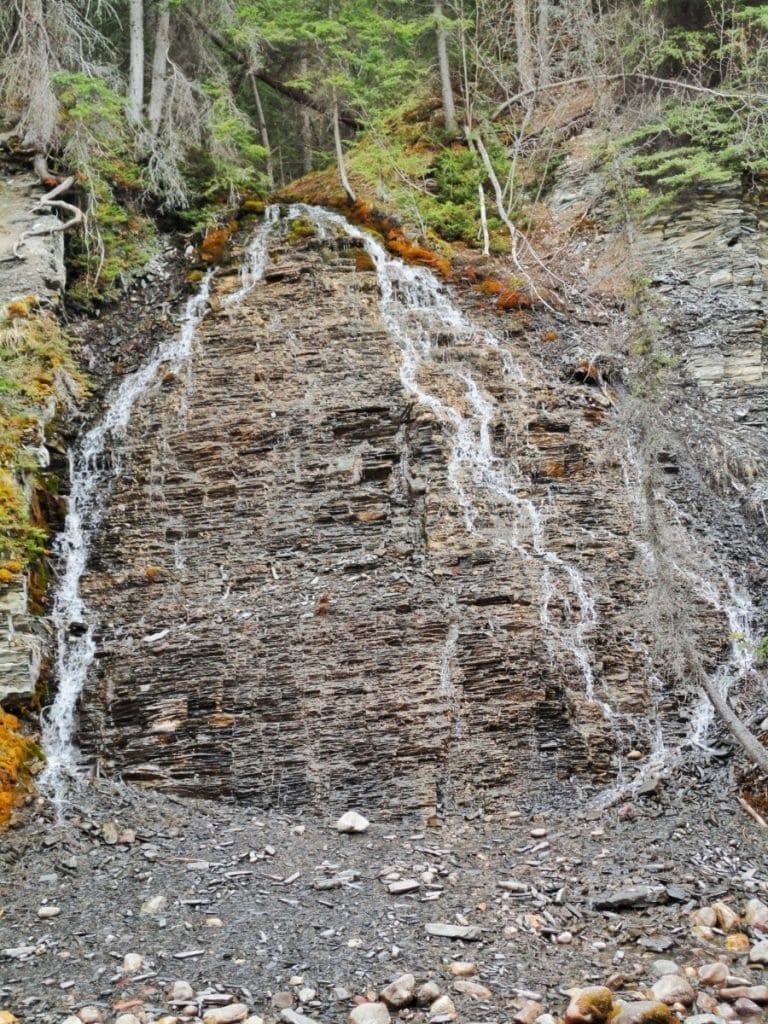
40,209,278,810
44,201,756,810
290,204,606,712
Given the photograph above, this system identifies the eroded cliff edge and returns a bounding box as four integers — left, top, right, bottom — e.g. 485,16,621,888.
71,146,768,814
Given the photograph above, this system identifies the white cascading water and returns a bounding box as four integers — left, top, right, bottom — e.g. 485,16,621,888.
604,442,761,802
289,204,607,711
41,209,279,810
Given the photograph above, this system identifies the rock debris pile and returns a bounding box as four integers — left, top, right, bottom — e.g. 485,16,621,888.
1,783,767,1024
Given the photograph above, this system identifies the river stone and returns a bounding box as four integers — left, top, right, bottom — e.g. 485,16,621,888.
348,1004,390,1024
744,899,768,932
429,996,457,1021
452,979,492,1000
280,1011,320,1024
336,811,370,833
447,962,476,976
122,952,143,973
699,964,729,986
614,1000,675,1024
651,960,680,977
748,941,768,964
416,982,441,1005
77,1008,103,1024
713,902,741,932
565,987,616,1024
170,981,195,1001
379,973,415,1008
203,1006,249,1024
594,886,667,910
425,922,481,940
652,975,696,1006
732,999,761,1018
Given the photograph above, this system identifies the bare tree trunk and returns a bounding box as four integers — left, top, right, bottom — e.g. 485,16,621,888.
249,73,275,190
512,0,535,95
434,0,458,132
536,0,551,87
127,0,144,125
298,56,314,174
697,670,768,773
147,0,170,134
478,183,489,255
17,0,58,168
332,90,355,204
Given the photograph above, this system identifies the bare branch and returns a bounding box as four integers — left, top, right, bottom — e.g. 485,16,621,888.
493,71,766,118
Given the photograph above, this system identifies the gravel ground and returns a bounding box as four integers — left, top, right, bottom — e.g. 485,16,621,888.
2,773,767,1024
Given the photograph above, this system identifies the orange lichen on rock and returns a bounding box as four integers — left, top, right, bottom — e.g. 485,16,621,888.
5,295,41,321
199,226,231,264
0,710,37,825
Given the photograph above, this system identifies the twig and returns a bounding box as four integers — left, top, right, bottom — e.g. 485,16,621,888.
493,71,765,118
738,795,768,828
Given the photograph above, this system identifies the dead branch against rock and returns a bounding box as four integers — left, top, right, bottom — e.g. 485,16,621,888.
695,667,768,776
493,71,767,118
738,795,768,828
471,129,563,311
11,176,85,259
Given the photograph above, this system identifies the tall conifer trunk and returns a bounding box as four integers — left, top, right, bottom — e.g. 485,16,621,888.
434,0,458,132
148,1,170,134
127,0,145,125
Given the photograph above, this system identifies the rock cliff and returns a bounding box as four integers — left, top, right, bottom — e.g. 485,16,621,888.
70,165,768,813
0,172,68,709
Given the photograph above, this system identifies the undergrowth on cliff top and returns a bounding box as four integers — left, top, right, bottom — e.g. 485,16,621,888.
0,302,86,582
616,1,768,213
53,72,266,308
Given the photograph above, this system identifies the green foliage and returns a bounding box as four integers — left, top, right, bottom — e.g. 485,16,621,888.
620,95,768,212
51,73,157,306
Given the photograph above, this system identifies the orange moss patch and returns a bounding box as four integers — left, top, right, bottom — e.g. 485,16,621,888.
6,296,40,321
353,250,376,273
476,278,504,296
385,230,451,278
199,226,231,264
496,289,533,311
0,711,37,825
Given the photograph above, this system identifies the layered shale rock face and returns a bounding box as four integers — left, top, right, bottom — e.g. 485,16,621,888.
75,187,768,814
0,173,67,708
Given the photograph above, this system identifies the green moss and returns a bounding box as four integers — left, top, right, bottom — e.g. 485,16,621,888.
286,216,317,243
0,309,87,580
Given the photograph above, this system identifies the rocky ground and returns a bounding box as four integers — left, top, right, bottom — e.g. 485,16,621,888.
1,773,767,1024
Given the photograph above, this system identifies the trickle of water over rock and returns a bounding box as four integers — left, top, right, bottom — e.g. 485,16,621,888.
40,270,218,809
49,198,767,815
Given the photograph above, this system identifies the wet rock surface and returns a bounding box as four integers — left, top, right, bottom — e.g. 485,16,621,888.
2,781,768,1024
68,212,748,815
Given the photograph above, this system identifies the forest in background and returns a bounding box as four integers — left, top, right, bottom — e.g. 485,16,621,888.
1,0,768,306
